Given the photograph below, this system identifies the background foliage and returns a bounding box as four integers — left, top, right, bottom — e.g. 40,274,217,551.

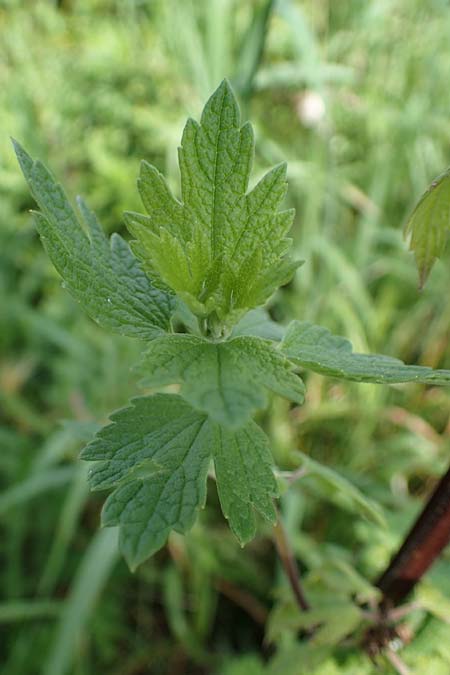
1,1,450,673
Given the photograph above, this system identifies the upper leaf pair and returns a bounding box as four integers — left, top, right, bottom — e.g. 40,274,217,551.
14,80,300,339
125,79,300,334
13,140,173,339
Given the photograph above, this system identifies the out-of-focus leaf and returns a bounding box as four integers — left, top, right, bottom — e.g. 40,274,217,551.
44,527,119,675
294,451,385,526
267,598,362,647
0,467,75,516
267,642,332,674
0,600,61,623
417,583,450,624
405,169,450,287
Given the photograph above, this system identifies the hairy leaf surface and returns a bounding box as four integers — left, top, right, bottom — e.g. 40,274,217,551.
13,141,173,339
125,79,300,329
281,321,450,385
138,334,305,427
405,168,450,287
81,395,211,569
211,420,278,543
81,394,279,567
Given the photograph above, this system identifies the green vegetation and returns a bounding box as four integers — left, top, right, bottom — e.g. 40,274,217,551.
2,2,450,674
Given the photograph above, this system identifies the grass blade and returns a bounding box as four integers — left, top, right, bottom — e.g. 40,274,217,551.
44,527,119,675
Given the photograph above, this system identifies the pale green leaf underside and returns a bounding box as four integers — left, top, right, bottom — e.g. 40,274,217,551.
405,168,450,287
281,321,450,386
211,420,278,544
137,334,305,427
81,394,278,568
126,79,299,326
13,141,173,339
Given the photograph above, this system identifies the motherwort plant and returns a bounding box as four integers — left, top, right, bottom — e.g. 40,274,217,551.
14,81,450,573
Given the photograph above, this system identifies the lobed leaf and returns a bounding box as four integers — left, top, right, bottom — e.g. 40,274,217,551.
81,394,279,567
405,168,450,287
125,79,300,330
137,334,305,428
81,395,211,570
211,420,278,544
281,321,450,386
13,140,174,339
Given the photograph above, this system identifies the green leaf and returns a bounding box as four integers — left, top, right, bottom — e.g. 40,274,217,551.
13,140,174,339
211,420,278,544
44,527,119,675
417,582,450,623
233,0,275,100
231,307,285,341
0,467,75,515
281,321,450,386
125,79,300,330
220,655,266,675
405,168,450,287
137,334,305,427
81,394,211,570
267,599,362,647
295,451,385,526
0,600,62,623
81,394,279,566
267,643,331,675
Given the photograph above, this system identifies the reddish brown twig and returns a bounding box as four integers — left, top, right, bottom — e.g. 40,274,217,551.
376,463,450,607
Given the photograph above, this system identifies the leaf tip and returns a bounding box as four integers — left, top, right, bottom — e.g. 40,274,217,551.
217,77,233,94
202,78,241,127
10,136,21,152
12,138,34,178
418,266,430,291
126,557,140,573
11,137,26,158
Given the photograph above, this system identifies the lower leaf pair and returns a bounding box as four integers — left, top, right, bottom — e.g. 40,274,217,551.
81,394,278,570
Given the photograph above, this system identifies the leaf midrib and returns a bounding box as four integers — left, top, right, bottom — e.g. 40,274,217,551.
210,83,227,258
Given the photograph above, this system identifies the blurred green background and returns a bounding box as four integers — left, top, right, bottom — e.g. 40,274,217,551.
1,1,450,673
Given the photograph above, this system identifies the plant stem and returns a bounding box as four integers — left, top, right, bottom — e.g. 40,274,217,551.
385,648,412,675
273,512,310,612
376,462,450,607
